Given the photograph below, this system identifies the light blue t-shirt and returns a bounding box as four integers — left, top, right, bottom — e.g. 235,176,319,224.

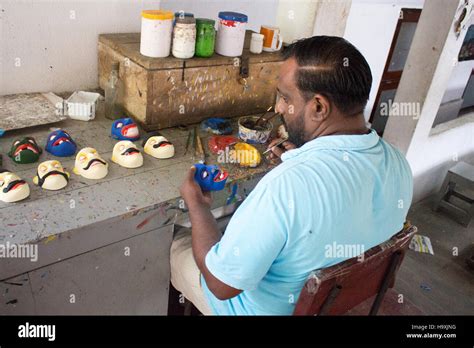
202,129,413,315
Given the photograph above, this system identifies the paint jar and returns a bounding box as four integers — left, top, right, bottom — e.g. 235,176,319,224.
195,18,216,58
215,11,248,57
140,10,174,58
250,33,264,54
172,17,196,59
238,116,273,144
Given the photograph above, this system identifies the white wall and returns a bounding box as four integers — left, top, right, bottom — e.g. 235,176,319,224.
408,117,474,201
441,60,474,103
0,0,280,96
0,0,161,96
407,15,474,202
343,0,424,120
159,0,279,32
276,0,318,44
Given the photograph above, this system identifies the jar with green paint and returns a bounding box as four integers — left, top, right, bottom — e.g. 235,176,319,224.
195,18,216,58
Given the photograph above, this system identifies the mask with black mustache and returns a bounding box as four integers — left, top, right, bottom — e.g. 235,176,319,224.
73,148,109,180
111,140,144,169
3,179,26,193
143,134,175,159
36,170,69,188
122,147,140,155
0,170,30,203
153,141,173,148
83,158,107,170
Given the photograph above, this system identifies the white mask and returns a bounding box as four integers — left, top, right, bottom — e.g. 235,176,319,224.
0,171,30,203
143,136,174,159
33,160,70,190
111,141,144,168
73,147,108,179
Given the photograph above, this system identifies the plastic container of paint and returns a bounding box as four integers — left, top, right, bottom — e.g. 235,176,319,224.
215,11,248,57
172,17,196,59
250,33,264,54
140,10,174,58
195,18,216,58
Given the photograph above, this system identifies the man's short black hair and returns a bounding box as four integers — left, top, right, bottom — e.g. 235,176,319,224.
282,36,372,116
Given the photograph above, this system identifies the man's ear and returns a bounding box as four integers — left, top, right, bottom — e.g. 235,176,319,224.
309,94,331,122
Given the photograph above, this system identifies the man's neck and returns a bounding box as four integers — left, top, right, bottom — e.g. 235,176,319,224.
309,113,369,140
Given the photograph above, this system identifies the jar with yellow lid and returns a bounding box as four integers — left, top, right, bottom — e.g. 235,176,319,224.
140,10,174,58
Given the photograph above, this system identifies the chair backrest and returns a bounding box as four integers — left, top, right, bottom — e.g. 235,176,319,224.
293,223,417,315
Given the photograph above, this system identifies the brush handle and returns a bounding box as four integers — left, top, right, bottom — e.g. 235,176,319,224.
256,112,281,127
263,137,288,155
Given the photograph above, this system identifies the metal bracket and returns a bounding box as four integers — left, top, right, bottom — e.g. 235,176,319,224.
239,56,250,78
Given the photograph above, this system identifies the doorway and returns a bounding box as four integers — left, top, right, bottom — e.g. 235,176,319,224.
370,8,422,136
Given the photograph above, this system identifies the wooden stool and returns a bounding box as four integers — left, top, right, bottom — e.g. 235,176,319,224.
433,162,474,227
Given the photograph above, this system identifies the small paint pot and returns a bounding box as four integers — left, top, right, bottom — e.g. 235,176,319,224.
238,116,273,144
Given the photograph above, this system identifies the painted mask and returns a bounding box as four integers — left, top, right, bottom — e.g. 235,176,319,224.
73,147,108,179
45,129,77,157
234,142,261,167
111,141,144,168
33,160,70,190
143,135,174,159
0,170,30,203
111,118,140,141
208,135,239,154
193,163,228,191
8,137,42,164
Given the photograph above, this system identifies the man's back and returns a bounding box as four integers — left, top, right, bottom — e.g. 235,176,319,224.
202,130,413,315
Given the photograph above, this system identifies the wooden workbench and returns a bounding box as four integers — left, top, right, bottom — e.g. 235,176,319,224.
0,112,275,314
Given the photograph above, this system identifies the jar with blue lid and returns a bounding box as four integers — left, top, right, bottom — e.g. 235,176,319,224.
215,11,248,57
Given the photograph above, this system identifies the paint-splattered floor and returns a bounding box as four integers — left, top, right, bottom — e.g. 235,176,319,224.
383,197,474,315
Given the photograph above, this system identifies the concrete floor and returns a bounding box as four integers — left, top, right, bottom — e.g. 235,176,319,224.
393,196,474,315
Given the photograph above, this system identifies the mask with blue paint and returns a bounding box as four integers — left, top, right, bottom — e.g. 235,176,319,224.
194,163,228,191
111,118,140,141
45,129,77,157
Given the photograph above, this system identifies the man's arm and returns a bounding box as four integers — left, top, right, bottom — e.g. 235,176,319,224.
180,167,243,300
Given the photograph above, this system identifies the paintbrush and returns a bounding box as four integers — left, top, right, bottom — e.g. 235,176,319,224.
254,106,273,126
196,133,206,163
256,112,281,127
262,137,289,155
184,129,192,155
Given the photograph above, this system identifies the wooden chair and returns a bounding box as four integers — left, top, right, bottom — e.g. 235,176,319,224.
293,223,417,315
